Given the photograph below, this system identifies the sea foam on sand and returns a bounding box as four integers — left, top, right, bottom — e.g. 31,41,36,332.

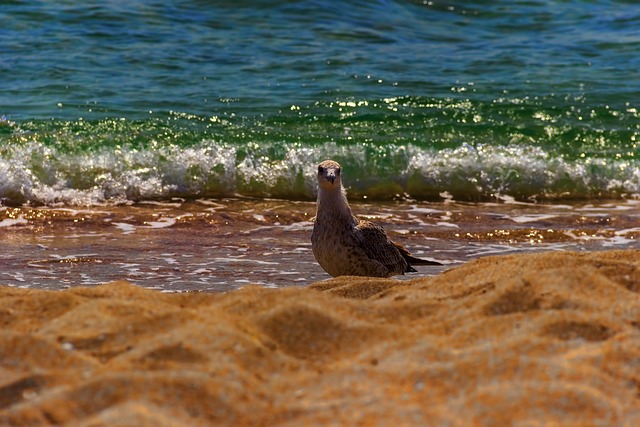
0,249,639,426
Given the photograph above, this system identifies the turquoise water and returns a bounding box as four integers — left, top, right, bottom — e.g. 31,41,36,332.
2,1,640,205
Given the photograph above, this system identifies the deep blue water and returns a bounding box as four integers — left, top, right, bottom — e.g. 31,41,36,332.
1,0,639,205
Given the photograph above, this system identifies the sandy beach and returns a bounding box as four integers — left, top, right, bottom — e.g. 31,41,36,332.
4,0,640,424
1,249,639,425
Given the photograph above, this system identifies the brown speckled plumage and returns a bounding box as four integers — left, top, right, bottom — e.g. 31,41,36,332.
311,160,441,277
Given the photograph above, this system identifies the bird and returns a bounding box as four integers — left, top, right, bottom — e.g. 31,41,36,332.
311,159,442,278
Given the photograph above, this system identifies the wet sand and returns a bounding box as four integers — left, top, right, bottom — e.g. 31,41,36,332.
1,198,639,291
1,249,640,425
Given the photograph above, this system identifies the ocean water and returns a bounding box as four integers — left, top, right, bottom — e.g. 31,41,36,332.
2,0,639,206
1,1,639,291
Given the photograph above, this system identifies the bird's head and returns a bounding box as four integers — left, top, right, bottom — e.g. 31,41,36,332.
317,160,342,191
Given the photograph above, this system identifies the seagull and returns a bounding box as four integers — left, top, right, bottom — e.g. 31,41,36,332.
311,159,442,277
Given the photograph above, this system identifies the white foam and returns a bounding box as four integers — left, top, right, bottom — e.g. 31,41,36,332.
281,221,314,231
138,200,183,207
195,199,227,208
112,216,181,233
0,216,28,227
435,221,459,228
563,231,605,241
616,227,640,235
576,204,635,212
405,143,640,199
241,225,277,234
50,254,99,260
64,233,110,239
408,205,442,214
113,222,137,234
601,227,640,247
510,214,559,223
212,257,279,265
0,138,241,206
144,217,177,228
2,136,639,206
115,263,140,268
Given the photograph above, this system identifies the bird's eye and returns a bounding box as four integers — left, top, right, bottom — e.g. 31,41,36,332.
318,166,325,173
336,168,341,174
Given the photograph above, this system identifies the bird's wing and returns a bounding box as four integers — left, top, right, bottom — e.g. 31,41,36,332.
355,220,407,273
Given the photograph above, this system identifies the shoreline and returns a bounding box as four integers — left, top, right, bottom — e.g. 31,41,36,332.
1,249,639,425
1,198,638,292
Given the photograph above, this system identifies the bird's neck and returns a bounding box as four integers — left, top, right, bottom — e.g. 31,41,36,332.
316,186,357,225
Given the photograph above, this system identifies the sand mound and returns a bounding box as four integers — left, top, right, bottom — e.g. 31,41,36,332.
1,250,639,425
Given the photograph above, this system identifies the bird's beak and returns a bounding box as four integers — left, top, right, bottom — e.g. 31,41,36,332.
325,170,336,184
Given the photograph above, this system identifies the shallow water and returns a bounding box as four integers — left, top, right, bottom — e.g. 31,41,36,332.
1,199,638,291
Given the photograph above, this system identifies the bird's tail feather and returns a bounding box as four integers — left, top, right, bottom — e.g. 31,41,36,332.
404,254,443,266
394,243,443,266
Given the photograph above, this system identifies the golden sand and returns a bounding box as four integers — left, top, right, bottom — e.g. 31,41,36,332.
1,249,639,425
